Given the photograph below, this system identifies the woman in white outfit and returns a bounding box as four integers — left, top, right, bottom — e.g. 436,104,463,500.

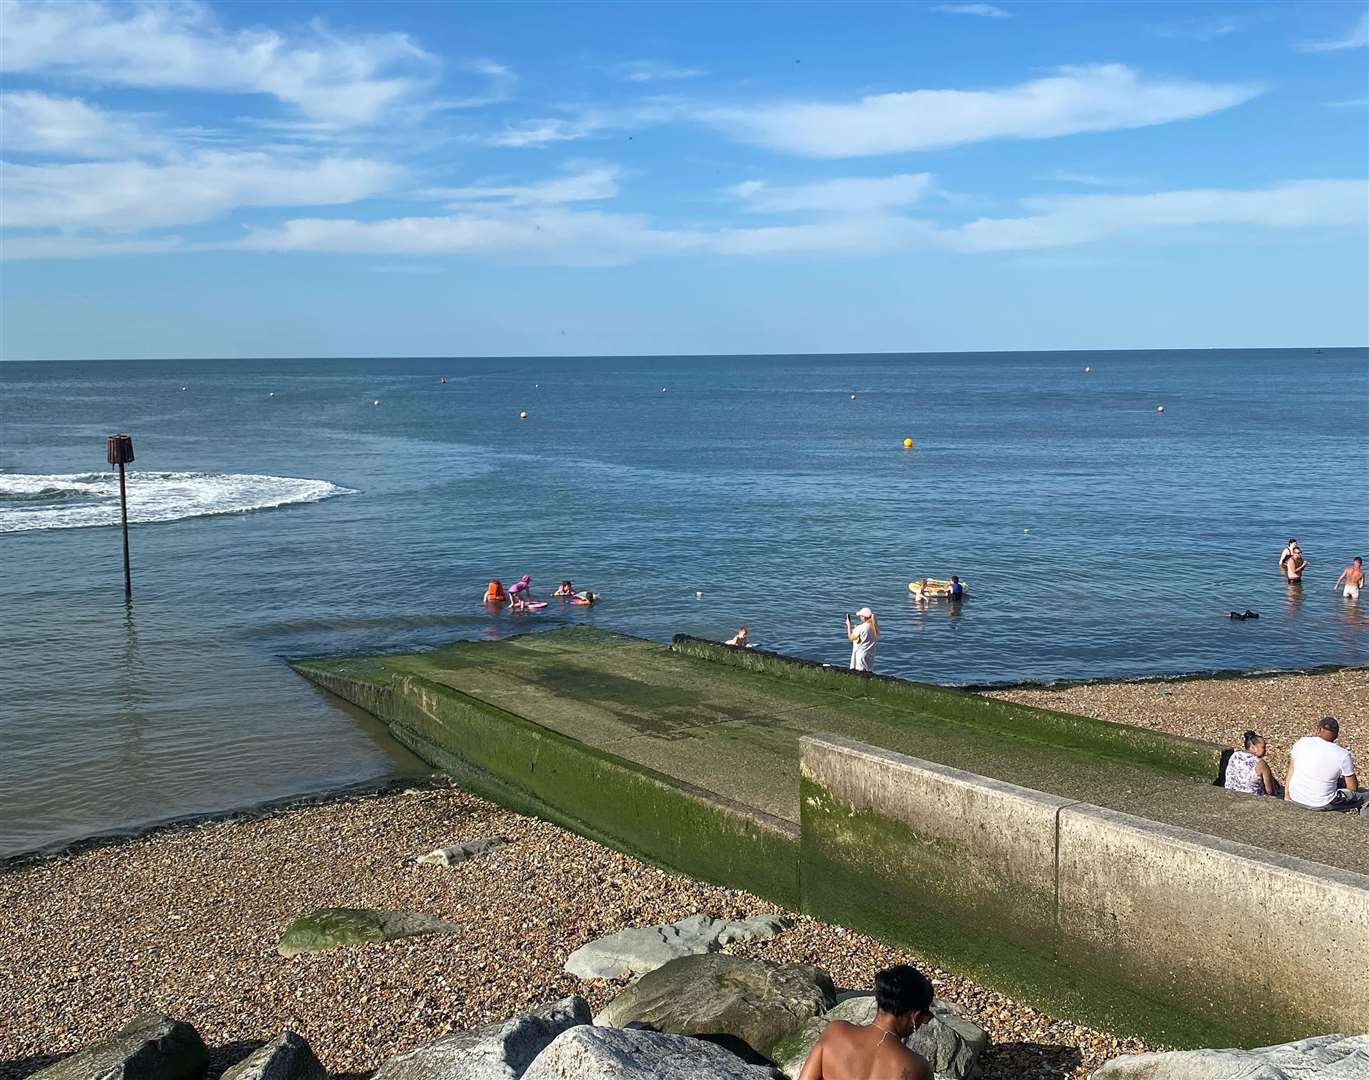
846,606,878,672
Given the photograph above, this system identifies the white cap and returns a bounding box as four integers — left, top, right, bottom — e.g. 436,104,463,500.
856,607,873,619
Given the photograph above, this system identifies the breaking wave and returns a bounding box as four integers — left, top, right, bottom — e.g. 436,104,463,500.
0,471,354,533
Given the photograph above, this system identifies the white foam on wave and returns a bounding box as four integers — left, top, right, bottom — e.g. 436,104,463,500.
0,471,354,533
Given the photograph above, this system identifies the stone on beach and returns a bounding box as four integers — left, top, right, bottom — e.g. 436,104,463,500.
417,836,510,867
1088,1033,1369,1079
373,995,590,1080
221,1031,327,1080
277,907,460,957
565,912,795,980
522,1025,783,1080
770,994,988,1080
594,953,836,1063
32,1013,207,1080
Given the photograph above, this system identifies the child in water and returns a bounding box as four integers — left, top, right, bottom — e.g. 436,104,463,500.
483,579,507,605
725,626,751,647
553,580,575,597
507,575,533,609
570,590,597,606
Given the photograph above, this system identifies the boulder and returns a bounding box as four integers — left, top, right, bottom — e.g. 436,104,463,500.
1090,1033,1369,1079
278,907,459,956
594,953,835,1063
418,837,510,867
565,913,795,980
222,1031,327,1080
522,1025,782,1080
770,995,987,1079
373,996,591,1080
33,1013,207,1080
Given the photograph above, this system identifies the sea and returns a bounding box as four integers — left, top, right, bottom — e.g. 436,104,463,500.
2,350,1366,857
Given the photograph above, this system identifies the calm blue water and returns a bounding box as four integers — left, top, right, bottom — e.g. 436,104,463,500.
3,350,1366,856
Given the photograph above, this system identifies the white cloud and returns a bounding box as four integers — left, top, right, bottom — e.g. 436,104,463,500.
1324,98,1369,108
1,151,398,230
482,118,605,148
1298,12,1369,52
729,173,933,213
1048,171,1139,186
931,4,1010,18
615,60,706,83
0,0,442,125
427,166,622,206
239,208,705,266
941,180,1369,252
705,64,1262,158
713,215,935,256
0,91,162,156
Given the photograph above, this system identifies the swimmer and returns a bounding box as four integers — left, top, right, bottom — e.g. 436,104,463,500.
1279,538,1298,574
570,590,597,606
507,574,533,609
725,626,752,647
947,576,965,601
1335,557,1365,600
553,580,575,597
1284,545,1307,585
483,579,507,605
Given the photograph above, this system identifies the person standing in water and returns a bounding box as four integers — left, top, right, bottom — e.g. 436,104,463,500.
1284,544,1307,585
1335,557,1364,600
1279,539,1298,575
846,607,878,672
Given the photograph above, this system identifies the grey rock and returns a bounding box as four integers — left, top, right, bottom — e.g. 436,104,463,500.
1090,1033,1369,1079
418,837,510,867
222,1031,327,1080
278,907,459,957
522,1026,782,1080
32,1013,207,1080
594,953,835,1063
374,996,591,1080
565,913,795,980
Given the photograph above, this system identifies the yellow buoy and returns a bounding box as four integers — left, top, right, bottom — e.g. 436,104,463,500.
519,410,529,419
903,438,914,449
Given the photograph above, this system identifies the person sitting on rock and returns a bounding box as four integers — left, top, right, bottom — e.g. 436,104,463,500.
799,964,933,1080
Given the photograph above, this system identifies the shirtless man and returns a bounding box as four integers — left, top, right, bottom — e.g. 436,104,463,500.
798,965,934,1080
1279,538,1298,574
1284,544,1307,584
1335,556,1365,600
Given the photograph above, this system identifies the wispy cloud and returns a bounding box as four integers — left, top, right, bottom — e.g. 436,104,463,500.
728,173,933,213
1324,98,1369,108
614,60,705,83
2,151,397,231
481,117,607,149
1152,15,1243,42
704,64,1262,157
0,91,163,156
426,165,622,206
0,0,445,126
1298,11,1369,52
930,3,1010,18
1047,170,1139,187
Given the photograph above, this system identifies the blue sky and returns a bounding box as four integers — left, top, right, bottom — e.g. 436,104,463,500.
1,0,1366,359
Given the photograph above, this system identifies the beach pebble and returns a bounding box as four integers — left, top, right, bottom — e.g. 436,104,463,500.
417,836,509,867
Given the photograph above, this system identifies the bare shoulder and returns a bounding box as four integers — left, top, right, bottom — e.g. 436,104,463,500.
891,1043,933,1080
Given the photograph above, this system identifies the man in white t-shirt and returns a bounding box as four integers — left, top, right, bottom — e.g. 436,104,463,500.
1285,717,1367,818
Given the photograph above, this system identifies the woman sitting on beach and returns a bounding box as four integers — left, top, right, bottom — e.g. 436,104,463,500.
1225,731,1283,798
483,579,507,605
553,580,575,597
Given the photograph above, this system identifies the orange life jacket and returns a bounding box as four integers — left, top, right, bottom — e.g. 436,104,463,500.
484,580,506,603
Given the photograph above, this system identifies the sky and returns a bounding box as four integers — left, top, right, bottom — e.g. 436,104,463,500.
1,0,1367,359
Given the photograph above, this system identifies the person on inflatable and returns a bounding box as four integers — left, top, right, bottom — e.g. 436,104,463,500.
507,574,534,609
483,579,507,605
570,590,597,606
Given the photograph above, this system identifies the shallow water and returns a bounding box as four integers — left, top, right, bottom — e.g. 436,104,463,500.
2,350,1365,856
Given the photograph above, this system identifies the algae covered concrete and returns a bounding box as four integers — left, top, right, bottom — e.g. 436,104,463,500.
801,734,1369,1046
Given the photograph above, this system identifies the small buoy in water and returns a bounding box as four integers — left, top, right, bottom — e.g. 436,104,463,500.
850,394,857,400
519,410,528,419
661,387,667,393
373,399,380,407
535,383,540,389
1156,405,1165,413
696,591,703,598
1024,528,1031,533
1084,366,1091,373
180,386,188,391
268,392,275,397
903,438,914,449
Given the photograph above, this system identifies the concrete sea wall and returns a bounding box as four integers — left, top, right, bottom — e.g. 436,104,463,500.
801,734,1369,1047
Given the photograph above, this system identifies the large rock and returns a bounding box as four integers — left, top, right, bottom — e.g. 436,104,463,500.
33,1013,207,1080
565,913,794,980
222,1031,327,1080
278,907,460,956
522,1025,782,1080
770,995,987,1079
418,837,510,867
1090,1033,1369,1079
594,953,836,1063
373,996,591,1080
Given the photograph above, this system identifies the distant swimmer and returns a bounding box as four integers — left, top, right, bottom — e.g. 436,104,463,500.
1284,544,1307,585
507,574,534,609
553,580,575,597
1335,556,1365,600
483,579,507,605
725,626,752,647
570,590,597,606
846,607,878,673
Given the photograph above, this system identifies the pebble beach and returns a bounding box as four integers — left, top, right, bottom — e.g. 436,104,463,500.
6,666,1365,1080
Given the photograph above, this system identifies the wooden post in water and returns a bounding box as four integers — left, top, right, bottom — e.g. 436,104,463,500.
106,434,135,598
